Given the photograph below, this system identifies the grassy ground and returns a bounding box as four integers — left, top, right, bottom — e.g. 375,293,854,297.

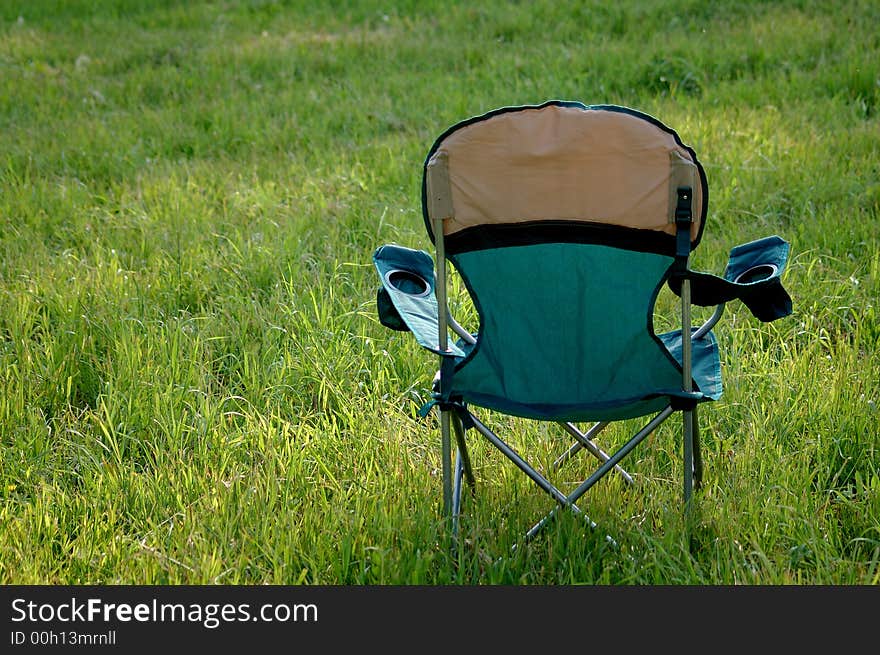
1,0,878,584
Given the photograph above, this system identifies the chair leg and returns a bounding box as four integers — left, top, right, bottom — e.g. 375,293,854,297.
692,406,703,491
451,414,474,546
440,409,453,518
452,450,464,543
683,409,694,505
452,413,475,491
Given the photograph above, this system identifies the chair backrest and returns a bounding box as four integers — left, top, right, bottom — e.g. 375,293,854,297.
421,102,710,421
422,101,707,249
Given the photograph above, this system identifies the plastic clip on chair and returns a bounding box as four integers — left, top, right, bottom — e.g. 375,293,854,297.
373,102,792,546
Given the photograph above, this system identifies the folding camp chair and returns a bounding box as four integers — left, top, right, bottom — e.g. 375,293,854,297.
373,101,792,545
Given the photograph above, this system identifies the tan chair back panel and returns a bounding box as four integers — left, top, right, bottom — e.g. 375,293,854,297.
426,104,703,242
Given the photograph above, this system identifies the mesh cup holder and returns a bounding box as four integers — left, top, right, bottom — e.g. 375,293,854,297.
384,269,431,297
734,263,778,284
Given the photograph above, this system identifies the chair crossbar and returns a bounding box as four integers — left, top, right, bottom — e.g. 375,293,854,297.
551,421,608,470
523,505,605,545
525,406,675,545
554,422,635,486
565,406,675,508
467,412,574,509
467,412,607,549
462,405,675,545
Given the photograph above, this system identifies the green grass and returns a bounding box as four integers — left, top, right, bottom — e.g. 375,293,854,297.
1,0,878,584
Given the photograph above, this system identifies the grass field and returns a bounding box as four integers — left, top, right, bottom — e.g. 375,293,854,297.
1,0,878,584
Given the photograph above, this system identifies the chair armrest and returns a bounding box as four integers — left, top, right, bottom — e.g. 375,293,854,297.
668,235,793,322
372,244,466,357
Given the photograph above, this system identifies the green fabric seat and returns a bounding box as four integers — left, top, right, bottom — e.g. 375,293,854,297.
375,241,723,421
447,242,721,421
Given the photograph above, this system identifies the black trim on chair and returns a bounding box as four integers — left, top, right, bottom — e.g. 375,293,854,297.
444,220,679,257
